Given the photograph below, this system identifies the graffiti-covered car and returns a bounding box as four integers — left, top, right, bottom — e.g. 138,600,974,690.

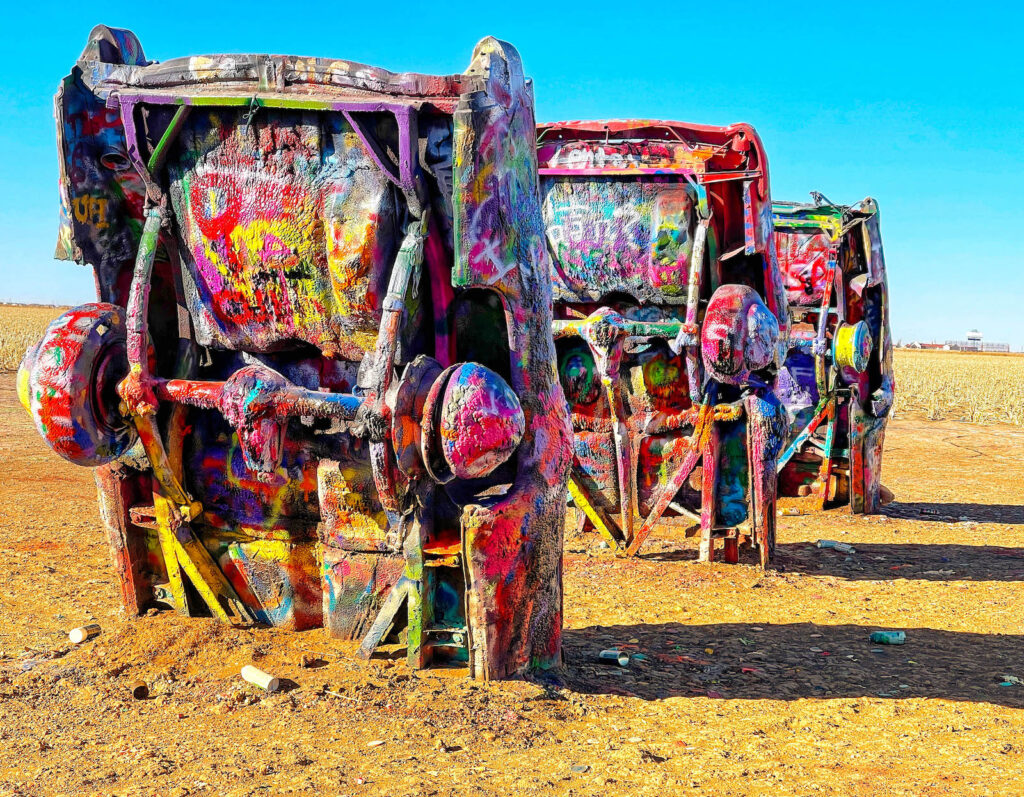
773,195,893,513
537,120,789,565
18,26,571,679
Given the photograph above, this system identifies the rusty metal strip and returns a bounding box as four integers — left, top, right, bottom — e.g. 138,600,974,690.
567,468,625,549
357,575,418,660
601,374,635,545
776,398,831,473
814,255,839,396
698,424,719,562
624,398,714,557
367,212,429,513
153,496,253,624
849,388,867,514
815,398,838,508
683,215,710,403
154,497,189,614
745,393,780,568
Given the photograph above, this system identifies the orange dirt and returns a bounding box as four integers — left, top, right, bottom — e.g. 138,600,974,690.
1,372,1022,796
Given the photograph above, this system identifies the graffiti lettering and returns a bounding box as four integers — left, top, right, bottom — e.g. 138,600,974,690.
71,195,109,229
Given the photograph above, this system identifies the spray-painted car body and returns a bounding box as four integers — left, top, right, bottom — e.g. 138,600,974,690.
537,120,789,564
773,197,893,513
19,26,570,679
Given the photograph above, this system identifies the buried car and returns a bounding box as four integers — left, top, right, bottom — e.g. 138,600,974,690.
537,120,789,565
773,195,894,514
18,26,571,679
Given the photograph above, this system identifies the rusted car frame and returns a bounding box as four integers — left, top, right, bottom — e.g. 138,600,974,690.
19,26,570,679
773,195,893,513
537,120,789,564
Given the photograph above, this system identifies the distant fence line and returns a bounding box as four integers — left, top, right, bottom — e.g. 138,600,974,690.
944,341,1011,353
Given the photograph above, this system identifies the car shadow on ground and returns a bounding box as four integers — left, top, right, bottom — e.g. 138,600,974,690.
775,542,1024,581
636,541,1024,581
554,622,1024,706
884,501,1024,525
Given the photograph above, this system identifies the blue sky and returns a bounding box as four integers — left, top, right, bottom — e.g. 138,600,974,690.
1,1,1020,347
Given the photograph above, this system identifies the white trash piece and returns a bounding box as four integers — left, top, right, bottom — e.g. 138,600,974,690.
68,624,101,644
241,665,279,692
816,540,855,553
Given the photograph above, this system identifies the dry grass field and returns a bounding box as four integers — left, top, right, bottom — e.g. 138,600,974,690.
0,304,70,373
893,348,1024,426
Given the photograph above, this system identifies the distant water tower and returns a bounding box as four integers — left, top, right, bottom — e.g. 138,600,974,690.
966,329,982,350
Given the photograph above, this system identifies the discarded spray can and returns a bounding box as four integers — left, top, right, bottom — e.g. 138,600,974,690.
241,665,280,692
869,631,906,645
598,650,630,667
129,680,149,699
817,540,855,553
68,624,101,644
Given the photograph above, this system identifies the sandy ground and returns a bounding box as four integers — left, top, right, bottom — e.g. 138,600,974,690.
1,372,1022,796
